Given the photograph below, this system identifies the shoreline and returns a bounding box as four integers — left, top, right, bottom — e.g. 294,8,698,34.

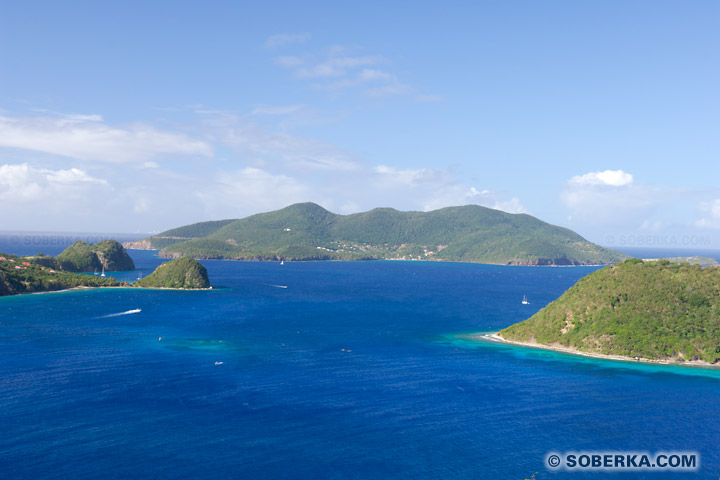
476,332,719,370
142,252,610,267
1,284,214,299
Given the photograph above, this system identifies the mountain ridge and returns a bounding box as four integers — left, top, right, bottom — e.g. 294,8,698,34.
125,202,627,265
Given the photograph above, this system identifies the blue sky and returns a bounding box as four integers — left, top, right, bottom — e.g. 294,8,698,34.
1,1,719,248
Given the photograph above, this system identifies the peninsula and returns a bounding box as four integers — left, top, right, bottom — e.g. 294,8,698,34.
496,258,720,365
1,243,212,297
0,252,121,296
124,202,626,265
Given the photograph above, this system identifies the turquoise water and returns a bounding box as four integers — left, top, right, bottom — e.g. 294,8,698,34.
1,243,719,479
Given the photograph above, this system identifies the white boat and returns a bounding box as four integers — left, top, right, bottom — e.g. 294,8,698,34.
280,260,284,265
100,267,106,277
521,295,529,305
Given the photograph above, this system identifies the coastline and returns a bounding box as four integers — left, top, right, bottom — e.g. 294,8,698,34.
1,284,214,299
476,332,719,369
123,286,214,291
146,252,610,267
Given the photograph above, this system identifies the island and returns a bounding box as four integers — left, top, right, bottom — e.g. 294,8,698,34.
495,258,720,365
56,240,135,272
124,202,627,265
1,244,212,297
0,252,121,296
134,258,210,289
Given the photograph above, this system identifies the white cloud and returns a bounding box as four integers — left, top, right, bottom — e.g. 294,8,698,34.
373,165,451,187
559,170,696,242
58,113,104,123
0,109,526,232
133,196,151,214
0,163,109,203
195,167,315,216
562,183,656,222
491,197,527,214
296,55,386,79
0,114,212,163
265,33,310,49
372,166,526,214
273,46,427,98
569,169,633,187
269,42,444,102
200,112,360,171
559,172,720,246
188,163,526,222
639,219,666,231
696,199,720,229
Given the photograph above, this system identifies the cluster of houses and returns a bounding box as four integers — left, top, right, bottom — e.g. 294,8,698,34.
0,256,56,273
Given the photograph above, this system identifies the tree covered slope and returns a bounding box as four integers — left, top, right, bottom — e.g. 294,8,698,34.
134,258,210,289
128,203,626,265
56,240,135,272
0,252,120,296
499,259,720,363
124,219,235,250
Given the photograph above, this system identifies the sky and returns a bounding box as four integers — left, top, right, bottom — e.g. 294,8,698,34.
1,1,719,248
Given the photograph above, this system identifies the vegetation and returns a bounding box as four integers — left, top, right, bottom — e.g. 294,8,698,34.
0,252,120,296
133,203,626,265
134,258,210,289
500,259,720,363
1,243,213,296
123,219,235,249
659,256,719,267
56,240,135,272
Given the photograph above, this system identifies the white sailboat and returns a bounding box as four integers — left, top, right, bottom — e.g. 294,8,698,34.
521,295,529,305
100,267,106,277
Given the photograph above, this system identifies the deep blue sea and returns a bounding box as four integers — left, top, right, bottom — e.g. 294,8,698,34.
1,235,719,479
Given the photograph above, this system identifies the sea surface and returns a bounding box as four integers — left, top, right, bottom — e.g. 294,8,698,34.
1,235,719,479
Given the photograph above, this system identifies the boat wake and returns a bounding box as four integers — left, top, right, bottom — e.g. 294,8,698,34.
98,309,142,318
266,284,288,289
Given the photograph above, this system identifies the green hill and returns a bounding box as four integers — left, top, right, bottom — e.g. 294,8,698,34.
0,252,121,296
56,240,135,272
499,259,720,364
129,203,626,265
134,258,210,289
123,219,235,250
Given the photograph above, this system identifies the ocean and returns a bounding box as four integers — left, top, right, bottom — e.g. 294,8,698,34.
1,235,719,479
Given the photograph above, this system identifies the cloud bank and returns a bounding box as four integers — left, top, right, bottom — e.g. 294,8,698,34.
0,114,212,163
0,110,523,232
